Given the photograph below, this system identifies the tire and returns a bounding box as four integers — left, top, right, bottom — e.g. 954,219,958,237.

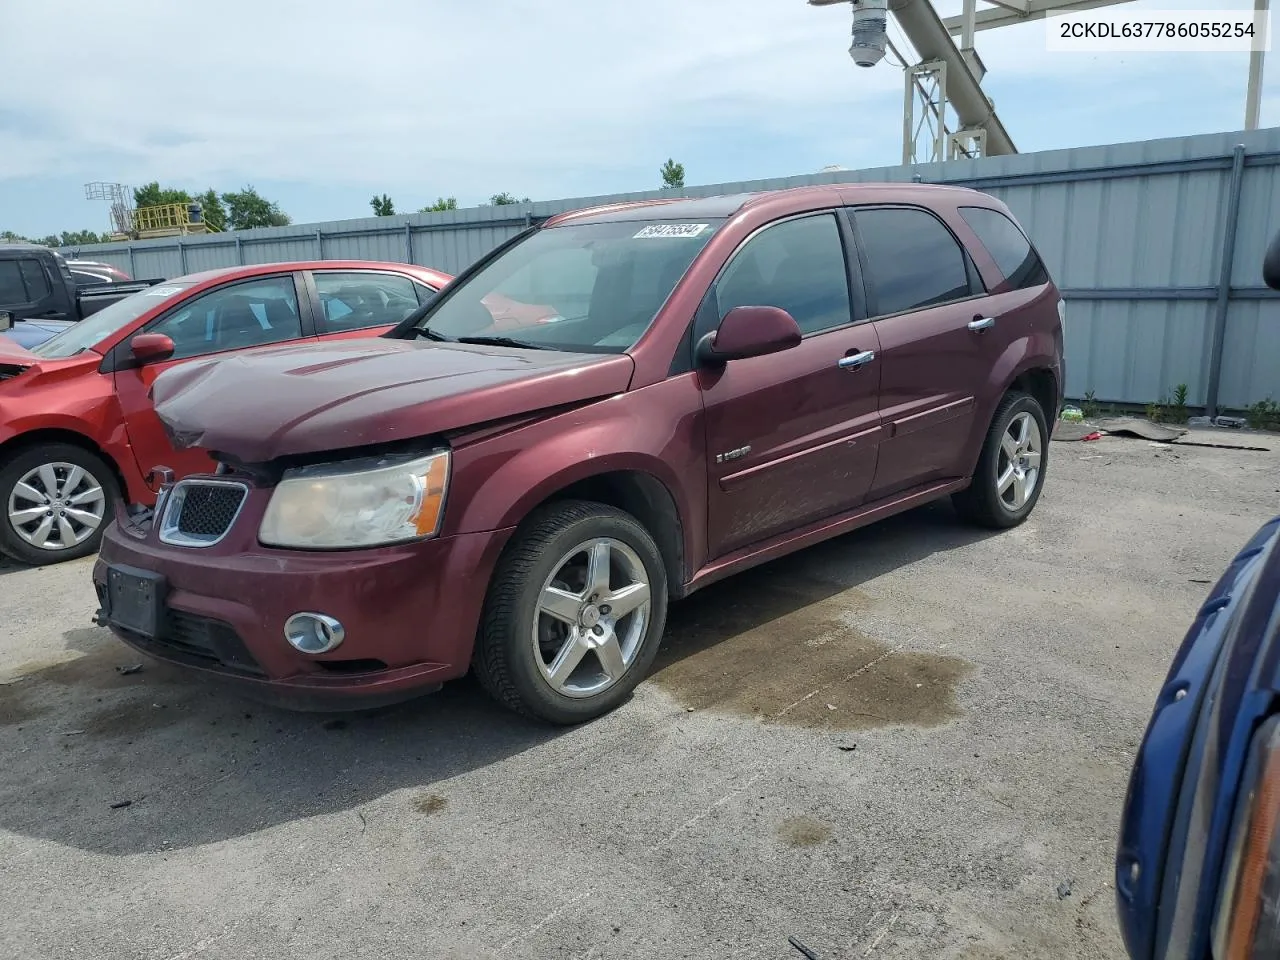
952,390,1049,530
0,443,119,566
472,499,669,725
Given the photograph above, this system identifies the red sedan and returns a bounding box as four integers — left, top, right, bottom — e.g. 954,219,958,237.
0,260,451,565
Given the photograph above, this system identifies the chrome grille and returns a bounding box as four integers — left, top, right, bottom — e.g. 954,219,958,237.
158,479,248,547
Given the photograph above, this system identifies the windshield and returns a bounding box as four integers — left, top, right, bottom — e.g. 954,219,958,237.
414,218,726,352
30,282,194,358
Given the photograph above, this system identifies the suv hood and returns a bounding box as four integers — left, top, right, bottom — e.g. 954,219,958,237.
151,337,636,462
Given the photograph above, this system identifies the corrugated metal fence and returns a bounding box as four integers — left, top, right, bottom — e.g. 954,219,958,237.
63,127,1280,411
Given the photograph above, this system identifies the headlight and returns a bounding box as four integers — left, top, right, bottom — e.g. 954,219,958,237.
1213,715,1280,960
259,450,449,549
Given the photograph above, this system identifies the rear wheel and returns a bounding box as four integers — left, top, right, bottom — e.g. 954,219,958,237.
952,391,1048,529
472,500,669,725
0,443,118,565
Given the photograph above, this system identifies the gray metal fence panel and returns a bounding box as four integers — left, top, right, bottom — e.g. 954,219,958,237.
58,126,1280,409
1220,300,1280,408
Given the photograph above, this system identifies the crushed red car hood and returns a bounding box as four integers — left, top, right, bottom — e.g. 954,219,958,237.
150,337,635,462
0,339,38,367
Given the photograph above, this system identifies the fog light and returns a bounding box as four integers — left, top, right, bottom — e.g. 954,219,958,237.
284,613,346,654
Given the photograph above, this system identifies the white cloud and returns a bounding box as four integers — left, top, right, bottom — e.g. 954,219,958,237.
1,0,1274,218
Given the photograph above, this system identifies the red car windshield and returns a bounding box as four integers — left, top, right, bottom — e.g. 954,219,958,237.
31,282,196,359
415,218,725,352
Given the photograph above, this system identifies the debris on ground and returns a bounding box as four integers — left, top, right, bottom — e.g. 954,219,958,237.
1096,418,1187,442
1081,432,1103,442
1059,406,1084,422
789,935,824,959
837,744,858,752
1053,422,1098,442
1057,880,1074,900
1214,416,1247,429
109,799,133,810
115,664,144,676
1190,578,1212,584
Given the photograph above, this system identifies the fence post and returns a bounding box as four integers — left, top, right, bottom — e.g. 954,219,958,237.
177,240,187,274
404,222,412,263
235,235,244,265
127,246,136,278
315,229,324,260
1205,143,1247,418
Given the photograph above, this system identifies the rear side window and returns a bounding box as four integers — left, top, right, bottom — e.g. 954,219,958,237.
19,259,52,299
853,207,971,316
959,206,1048,290
0,261,24,302
313,271,424,332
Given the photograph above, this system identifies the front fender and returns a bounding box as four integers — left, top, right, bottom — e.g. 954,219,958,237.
445,381,707,576
0,410,144,503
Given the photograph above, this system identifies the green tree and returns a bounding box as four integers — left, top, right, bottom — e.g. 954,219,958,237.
2,230,31,243
370,193,396,216
133,181,192,208
660,159,685,190
196,189,227,232
221,186,291,230
489,192,530,206
420,197,458,212
36,235,61,247
59,229,105,245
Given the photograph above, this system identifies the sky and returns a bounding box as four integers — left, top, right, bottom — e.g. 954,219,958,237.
1,0,1276,238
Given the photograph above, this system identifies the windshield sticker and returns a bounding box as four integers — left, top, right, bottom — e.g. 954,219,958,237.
145,286,184,297
633,223,709,239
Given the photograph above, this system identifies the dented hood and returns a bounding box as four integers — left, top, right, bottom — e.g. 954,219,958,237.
0,338,38,368
151,337,635,462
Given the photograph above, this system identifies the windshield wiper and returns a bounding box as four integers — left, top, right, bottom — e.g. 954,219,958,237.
454,335,552,350
414,327,454,342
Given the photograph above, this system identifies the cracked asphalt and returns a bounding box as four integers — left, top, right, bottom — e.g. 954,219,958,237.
2,429,1277,960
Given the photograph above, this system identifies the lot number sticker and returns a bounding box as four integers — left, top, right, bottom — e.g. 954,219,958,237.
633,223,709,239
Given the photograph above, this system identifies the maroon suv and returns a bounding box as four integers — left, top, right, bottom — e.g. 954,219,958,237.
93,184,1064,724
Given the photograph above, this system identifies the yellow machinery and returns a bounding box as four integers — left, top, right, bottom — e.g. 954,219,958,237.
132,202,221,239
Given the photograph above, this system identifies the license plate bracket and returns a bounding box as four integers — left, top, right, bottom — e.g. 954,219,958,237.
105,565,167,639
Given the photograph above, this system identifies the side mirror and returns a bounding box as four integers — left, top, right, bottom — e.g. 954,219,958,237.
1265,230,1280,291
696,305,802,365
130,333,176,364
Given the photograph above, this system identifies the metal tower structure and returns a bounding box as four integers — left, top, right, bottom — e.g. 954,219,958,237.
810,0,1270,165
84,181,135,238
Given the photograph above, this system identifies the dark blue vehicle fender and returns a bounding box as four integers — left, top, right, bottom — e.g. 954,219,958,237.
1116,516,1280,959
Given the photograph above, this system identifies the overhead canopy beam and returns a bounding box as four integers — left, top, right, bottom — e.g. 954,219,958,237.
986,0,1029,12
943,0,1138,34
889,0,1017,154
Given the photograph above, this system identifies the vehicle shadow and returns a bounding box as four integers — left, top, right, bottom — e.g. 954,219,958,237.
0,500,997,856
0,556,31,577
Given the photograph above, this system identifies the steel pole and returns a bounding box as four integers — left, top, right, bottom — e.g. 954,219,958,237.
1205,144,1247,418
1245,0,1269,129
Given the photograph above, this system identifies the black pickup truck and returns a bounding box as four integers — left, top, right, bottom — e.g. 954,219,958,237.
0,244,163,348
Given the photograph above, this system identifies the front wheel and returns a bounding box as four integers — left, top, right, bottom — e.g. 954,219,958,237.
952,390,1049,529
472,500,669,725
0,443,118,565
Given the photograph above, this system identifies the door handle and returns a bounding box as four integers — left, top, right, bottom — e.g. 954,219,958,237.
837,350,876,370
968,317,995,332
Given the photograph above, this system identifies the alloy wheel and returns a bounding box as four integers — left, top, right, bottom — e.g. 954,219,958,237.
995,411,1043,511
531,537,653,698
7,461,107,551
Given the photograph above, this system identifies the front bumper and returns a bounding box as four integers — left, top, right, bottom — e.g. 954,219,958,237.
92,490,513,711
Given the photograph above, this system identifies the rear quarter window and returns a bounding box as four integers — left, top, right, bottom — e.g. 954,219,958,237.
958,206,1049,290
